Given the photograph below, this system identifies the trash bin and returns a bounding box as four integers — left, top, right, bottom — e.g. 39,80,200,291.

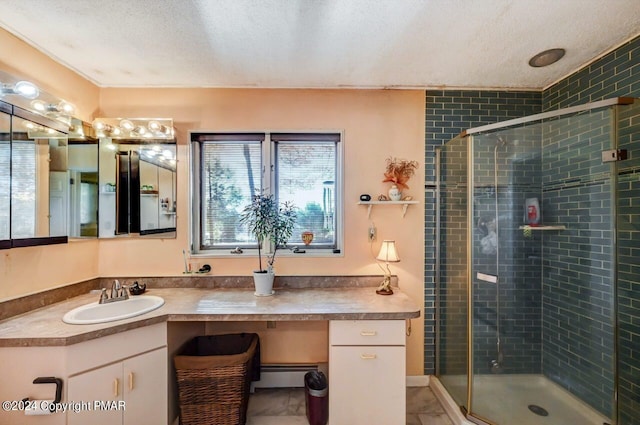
174,333,260,425
304,370,328,425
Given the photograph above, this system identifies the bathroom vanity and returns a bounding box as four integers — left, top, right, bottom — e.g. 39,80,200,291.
0,287,419,425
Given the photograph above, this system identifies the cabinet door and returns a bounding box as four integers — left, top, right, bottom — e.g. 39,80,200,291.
67,362,123,425
123,348,167,425
329,346,405,425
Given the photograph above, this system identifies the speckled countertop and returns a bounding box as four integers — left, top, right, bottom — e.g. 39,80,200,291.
0,287,420,347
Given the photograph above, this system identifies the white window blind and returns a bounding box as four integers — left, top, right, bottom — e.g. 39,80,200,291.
199,136,262,249
273,134,338,249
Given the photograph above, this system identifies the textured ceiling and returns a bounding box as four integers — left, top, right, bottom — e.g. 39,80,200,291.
0,0,639,90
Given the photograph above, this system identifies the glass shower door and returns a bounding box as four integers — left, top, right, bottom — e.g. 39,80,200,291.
436,135,469,411
469,107,617,424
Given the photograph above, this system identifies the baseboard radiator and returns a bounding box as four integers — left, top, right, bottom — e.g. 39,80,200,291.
252,364,327,389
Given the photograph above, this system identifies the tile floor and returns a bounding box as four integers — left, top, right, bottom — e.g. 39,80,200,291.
246,386,453,425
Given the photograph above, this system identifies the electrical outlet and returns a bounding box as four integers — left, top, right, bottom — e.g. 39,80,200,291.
368,223,377,241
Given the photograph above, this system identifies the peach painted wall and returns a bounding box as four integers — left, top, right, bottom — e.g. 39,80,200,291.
0,29,101,301
98,88,426,373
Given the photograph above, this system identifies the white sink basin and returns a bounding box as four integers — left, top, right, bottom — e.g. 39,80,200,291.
63,295,165,325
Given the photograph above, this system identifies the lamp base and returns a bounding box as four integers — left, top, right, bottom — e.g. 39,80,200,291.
376,275,394,295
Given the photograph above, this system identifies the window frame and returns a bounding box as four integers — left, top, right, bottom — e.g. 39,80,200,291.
190,130,344,257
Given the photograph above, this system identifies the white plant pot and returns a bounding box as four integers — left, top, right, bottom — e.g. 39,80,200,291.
253,271,275,296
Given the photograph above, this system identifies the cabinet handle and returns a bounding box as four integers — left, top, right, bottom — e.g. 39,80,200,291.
113,378,119,397
129,372,134,391
360,353,377,360
360,331,377,336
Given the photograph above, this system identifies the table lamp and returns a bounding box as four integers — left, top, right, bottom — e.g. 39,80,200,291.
376,240,400,295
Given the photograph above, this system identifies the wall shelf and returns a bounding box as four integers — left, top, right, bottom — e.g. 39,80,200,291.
357,200,419,218
518,225,566,231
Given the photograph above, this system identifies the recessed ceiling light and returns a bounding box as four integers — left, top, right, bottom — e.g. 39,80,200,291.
529,48,565,67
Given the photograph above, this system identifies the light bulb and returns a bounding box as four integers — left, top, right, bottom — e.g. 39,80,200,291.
111,127,122,136
149,121,168,135
31,100,48,112
57,101,74,114
132,126,147,135
13,81,39,99
120,119,134,131
92,120,106,131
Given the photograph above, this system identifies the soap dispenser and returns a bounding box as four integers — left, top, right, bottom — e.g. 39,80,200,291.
524,198,540,225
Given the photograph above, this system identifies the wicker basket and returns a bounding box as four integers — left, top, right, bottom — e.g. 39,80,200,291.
174,333,260,425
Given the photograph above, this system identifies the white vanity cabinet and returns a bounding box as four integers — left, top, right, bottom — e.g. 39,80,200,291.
66,323,167,425
329,320,406,425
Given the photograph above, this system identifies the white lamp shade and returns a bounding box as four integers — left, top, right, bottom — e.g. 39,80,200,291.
376,240,400,262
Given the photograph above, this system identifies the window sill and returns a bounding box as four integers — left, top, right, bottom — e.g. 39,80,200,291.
191,249,343,259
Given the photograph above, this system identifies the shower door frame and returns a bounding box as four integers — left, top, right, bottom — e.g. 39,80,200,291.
434,96,634,425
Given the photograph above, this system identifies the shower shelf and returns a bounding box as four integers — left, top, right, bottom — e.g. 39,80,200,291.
518,225,566,231
358,200,419,218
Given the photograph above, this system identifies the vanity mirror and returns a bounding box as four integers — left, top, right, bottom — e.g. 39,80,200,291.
68,119,98,238
95,118,176,238
10,109,69,246
0,69,80,248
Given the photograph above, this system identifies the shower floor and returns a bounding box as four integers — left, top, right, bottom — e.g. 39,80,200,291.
435,374,610,425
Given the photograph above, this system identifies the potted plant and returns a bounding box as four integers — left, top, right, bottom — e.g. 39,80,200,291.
240,194,297,296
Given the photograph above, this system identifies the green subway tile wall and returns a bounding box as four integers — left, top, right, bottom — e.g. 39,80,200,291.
427,34,640,424
544,34,640,425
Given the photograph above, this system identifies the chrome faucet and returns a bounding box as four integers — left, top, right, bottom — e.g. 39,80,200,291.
99,280,129,304
111,279,121,299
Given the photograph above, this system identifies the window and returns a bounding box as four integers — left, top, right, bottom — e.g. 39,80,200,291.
191,132,342,255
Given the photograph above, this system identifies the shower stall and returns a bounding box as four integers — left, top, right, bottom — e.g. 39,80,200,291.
434,97,640,425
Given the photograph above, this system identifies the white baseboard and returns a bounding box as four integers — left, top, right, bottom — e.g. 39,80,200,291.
252,364,324,389
252,366,429,390
406,375,430,387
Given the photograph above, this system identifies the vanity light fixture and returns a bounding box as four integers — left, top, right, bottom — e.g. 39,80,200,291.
0,70,76,127
91,118,175,140
376,240,400,295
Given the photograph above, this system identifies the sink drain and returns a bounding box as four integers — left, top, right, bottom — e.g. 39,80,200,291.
528,405,549,416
